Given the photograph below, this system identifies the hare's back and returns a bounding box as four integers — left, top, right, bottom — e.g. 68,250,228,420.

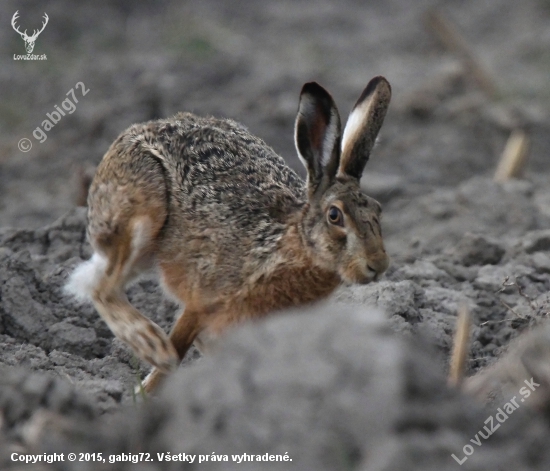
158,113,306,221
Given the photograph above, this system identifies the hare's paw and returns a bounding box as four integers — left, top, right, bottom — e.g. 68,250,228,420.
137,367,167,395
122,319,179,373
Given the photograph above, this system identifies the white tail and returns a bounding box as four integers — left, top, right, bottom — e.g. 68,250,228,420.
65,253,107,301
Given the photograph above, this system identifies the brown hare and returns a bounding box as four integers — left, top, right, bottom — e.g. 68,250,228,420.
66,76,392,392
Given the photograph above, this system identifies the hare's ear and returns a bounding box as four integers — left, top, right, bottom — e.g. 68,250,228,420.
295,82,341,191
338,76,391,180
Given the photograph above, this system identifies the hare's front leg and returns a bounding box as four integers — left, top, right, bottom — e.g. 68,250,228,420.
142,306,204,393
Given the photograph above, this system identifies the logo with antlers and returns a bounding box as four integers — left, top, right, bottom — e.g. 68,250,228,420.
11,11,49,54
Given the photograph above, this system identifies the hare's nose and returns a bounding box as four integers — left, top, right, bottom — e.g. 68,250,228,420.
367,254,390,276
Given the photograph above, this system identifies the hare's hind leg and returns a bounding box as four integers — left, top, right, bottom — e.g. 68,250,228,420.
68,155,179,372
89,216,179,372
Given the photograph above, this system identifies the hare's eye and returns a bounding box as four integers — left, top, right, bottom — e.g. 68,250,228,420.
327,206,344,227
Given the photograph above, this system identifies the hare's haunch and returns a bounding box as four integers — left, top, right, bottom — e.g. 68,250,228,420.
66,77,392,392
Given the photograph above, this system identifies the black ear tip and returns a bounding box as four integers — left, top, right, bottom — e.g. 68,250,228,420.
360,76,391,103
301,81,322,92
300,82,331,99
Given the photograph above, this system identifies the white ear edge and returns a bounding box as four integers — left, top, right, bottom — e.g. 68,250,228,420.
294,94,316,170
341,99,370,157
294,128,310,171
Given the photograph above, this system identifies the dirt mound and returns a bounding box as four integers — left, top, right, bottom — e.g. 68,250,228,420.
1,305,550,470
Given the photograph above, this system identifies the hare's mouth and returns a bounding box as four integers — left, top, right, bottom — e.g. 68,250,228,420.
341,264,378,285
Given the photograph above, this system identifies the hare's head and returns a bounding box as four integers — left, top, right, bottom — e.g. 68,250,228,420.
295,76,391,284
